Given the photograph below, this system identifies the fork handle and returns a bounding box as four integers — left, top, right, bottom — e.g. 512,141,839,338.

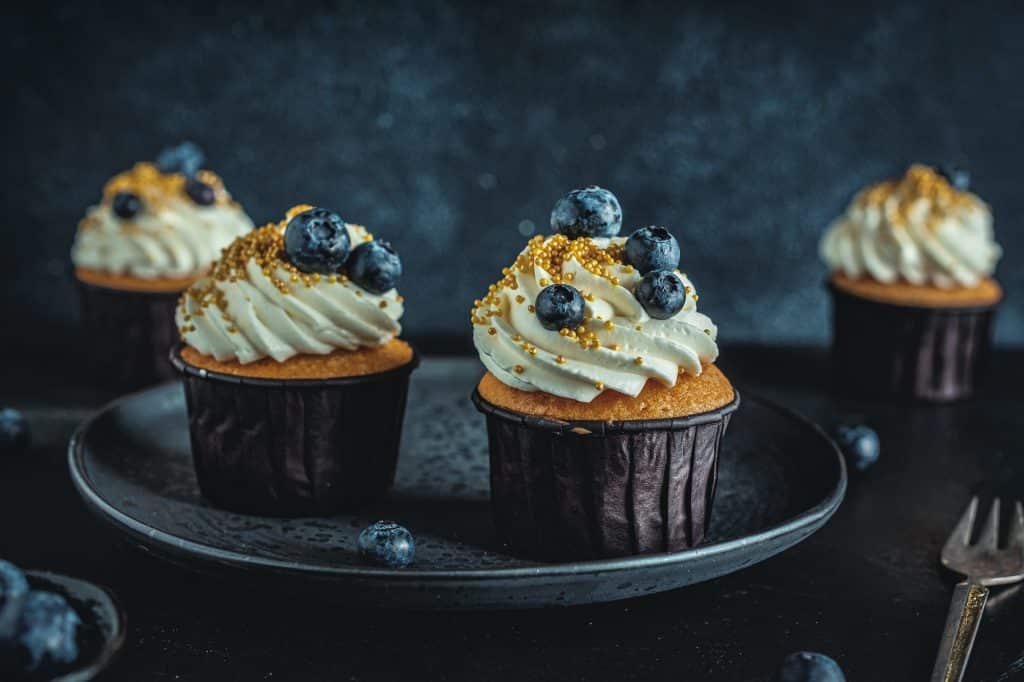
930,581,989,682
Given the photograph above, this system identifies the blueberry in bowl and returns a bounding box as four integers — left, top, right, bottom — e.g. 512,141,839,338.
347,240,402,294
550,186,623,239
0,563,125,682
358,521,416,568
624,226,680,274
283,207,351,275
633,270,687,319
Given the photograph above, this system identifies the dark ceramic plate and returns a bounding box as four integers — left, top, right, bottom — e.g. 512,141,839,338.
68,359,845,609
15,571,126,682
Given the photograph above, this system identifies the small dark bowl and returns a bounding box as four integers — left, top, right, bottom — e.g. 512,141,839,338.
1,571,126,682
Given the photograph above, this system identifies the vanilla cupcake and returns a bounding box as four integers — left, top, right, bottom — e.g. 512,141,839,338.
471,187,738,560
171,205,417,515
821,164,1003,401
72,143,253,387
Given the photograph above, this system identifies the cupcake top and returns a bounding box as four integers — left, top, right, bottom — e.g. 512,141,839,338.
820,164,1002,288
71,143,253,280
177,205,404,364
472,187,719,403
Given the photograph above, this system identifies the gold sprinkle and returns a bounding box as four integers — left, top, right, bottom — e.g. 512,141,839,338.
539,278,549,287
514,365,525,374
634,356,644,365
608,343,620,351
380,300,388,308
604,320,615,330
512,334,523,342
635,325,643,331
528,305,535,313
594,381,604,390
488,327,497,335
556,355,566,364
515,295,525,304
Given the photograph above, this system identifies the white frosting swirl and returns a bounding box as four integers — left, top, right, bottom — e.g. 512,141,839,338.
71,163,253,279
473,235,719,403
178,222,403,364
820,165,1002,288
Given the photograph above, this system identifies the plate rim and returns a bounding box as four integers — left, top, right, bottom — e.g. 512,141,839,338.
68,381,847,582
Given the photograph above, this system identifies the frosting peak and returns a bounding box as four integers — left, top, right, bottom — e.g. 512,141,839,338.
71,162,253,279
177,208,403,364
472,234,719,403
820,164,1002,288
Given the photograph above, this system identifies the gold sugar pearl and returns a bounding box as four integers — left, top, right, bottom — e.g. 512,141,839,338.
594,381,604,390
634,356,644,365
514,365,525,374
488,327,497,335
555,355,566,364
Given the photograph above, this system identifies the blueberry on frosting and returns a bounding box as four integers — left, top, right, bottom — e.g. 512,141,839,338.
156,141,205,178
634,270,686,319
535,284,586,331
347,240,402,294
550,186,622,239
624,226,680,274
185,178,216,206
112,191,142,219
937,164,970,191
283,207,351,274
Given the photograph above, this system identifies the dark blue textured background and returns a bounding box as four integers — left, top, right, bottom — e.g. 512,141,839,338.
3,0,1022,351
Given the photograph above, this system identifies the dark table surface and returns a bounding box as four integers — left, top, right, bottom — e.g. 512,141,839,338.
2,345,1024,682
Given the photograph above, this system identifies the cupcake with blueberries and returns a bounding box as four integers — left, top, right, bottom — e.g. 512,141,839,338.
171,204,417,516
821,164,1003,401
471,186,738,561
71,143,253,387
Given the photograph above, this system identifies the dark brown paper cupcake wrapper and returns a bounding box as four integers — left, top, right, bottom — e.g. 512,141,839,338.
473,389,740,561
827,282,998,402
75,278,182,389
170,343,419,516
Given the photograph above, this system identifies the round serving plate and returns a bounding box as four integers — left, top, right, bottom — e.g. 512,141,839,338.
68,359,845,609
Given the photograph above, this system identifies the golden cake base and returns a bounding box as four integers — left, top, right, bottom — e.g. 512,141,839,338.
830,274,1002,308
477,363,735,421
75,267,199,294
179,340,415,380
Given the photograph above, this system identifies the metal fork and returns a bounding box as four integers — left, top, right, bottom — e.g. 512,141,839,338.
931,497,1024,682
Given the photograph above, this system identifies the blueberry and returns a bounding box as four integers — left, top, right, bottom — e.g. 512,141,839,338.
185,179,216,206
156,141,205,177
778,651,845,682
14,591,80,671
624,226,681,274
283,208,351,274
112,192,142,219
633,270,686,319
535,284,586,331
937,164,970,191
357,521,415,568
550,186,622,238
0,409,29,457
347,240,402,294
835,424,880,472
0,560,29,642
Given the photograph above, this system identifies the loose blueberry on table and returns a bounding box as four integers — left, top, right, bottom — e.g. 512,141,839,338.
535,284,586,331
0,560,29,640
550,186,623,238
347,240,403,294
633,270,687,319
185,178,216,206
834,424,880,472
777,651,845,682
111,192,142,219
156,141,205,177
357,521,416,568
624,226,680,274
283,207,351,274
0,408,30,457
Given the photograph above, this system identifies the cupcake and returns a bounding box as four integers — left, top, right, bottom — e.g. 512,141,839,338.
171,205,417,515
820,164,1003,401
471,187,738,561
72,143,253,387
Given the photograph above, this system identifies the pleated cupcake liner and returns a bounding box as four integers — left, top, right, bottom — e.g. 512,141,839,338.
75,278,182,389
171,343,419,517
827,282,998,402
472,389,740,561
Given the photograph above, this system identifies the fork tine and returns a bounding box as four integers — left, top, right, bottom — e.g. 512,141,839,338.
947,496,979,547
1009,500,1024,550
978,498,1001,550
